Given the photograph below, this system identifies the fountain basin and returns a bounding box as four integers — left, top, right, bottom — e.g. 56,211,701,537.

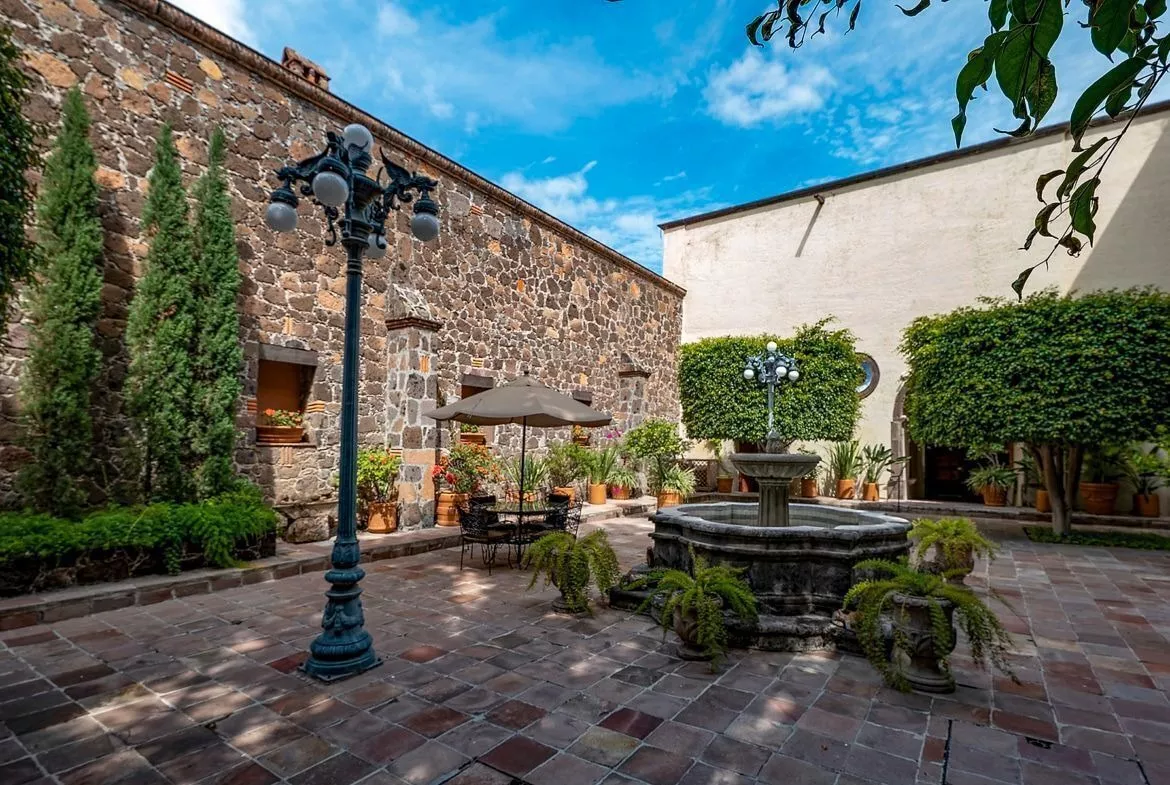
649,502,910,651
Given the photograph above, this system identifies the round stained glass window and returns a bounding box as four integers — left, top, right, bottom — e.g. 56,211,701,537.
857,353,879,398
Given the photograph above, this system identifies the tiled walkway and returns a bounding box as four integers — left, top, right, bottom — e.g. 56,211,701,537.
3,519,1170,785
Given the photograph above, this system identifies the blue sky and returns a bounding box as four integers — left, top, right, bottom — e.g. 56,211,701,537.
176,0,1117,273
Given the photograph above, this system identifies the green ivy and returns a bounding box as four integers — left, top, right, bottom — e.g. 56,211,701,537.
1024,527,1170,550
678,321,861,445
0,26,39,335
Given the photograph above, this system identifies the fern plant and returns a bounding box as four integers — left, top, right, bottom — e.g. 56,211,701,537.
909,518,998,577
844,559,1014,692
635,549,758,666
526,529,621,614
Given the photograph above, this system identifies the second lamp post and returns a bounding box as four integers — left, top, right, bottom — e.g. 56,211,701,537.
265,123,440,681
743,341,799,453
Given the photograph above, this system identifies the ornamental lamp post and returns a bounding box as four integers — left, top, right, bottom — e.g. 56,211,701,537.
265,123,440,681
743,340,799,454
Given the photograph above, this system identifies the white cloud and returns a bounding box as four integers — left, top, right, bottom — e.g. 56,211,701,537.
169,0,255,46
500,162,720,271
704,49,834,126
541,156,557,165
658,171,687,184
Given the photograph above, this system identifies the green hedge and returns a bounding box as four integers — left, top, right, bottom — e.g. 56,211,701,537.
0,490,278,595
1024,526,1170,550
679,320,861,445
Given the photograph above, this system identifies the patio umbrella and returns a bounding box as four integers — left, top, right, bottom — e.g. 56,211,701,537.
426,373,612,516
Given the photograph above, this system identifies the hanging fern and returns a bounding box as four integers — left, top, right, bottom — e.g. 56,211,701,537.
526,529,621,614
844,559,1014,691
909,517,999,574
634,548,757,667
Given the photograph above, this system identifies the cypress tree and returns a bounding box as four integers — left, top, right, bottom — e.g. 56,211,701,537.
190,128,242,498
18,88,103,517
125,124,197,502
0,26,39,333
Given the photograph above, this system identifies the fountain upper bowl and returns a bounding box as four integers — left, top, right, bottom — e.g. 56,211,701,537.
729,452,820,481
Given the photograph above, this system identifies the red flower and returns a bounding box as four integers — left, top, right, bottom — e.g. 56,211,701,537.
445,472,457,485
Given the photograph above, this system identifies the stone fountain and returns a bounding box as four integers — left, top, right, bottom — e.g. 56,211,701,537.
615,342,910,651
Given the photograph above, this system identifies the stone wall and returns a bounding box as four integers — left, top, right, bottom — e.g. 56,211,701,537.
1,0,684,532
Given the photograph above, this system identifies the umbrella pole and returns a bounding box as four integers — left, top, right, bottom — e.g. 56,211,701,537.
518,417,527,518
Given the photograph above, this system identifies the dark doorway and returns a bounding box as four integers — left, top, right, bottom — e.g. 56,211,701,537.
923,446,982,502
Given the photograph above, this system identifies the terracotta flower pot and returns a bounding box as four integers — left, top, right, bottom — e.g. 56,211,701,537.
435,491,467,527
980,486,1007,507
891,593,957,694
862,482,880,502
553,486,576,503
1081,482,1119,515
1137,493,1161,518
573,435,590,447
609,485,632,500
1035,488,1051,513
716,476,733,493
800,478,818,498
256,425,303,445
836,479,856,499
587,483,607,505
657,490,682,508
459,432,486,446
366,501,398,533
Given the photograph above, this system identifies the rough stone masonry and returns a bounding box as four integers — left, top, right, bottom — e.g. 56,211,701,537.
0,0,684,538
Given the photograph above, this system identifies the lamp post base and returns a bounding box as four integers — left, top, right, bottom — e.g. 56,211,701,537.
301,564,383,682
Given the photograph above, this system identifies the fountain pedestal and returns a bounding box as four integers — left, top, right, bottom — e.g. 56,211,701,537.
729,452,819,527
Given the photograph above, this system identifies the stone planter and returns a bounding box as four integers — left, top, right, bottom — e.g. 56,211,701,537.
891,593,957,694
1034,488,1051,513
277,499,337,543
257,425,303,445
1136,493,1161,518
366,501,398,533
657,490,682,508
980,486,1007,507
800,478,818,498
918,544,974,585
672,604,715,661
1081,482,1118,515
610,485,632,500
588,483,607,505
552,486,576,503
436,491,467,527
862,482,880,501
836,479,856,499
717,476,733,493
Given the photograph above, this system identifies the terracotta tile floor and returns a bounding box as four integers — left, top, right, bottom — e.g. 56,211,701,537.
3,518,1170,785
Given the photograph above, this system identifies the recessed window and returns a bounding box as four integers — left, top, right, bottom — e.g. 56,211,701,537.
256,345,317,444
857,353,880,399
459,374,494,443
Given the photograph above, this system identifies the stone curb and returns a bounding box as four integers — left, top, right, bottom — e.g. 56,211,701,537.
0,498,656,632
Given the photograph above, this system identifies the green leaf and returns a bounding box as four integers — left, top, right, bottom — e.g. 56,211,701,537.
953,32,1008,144
1059,234,1084,255
1026,58,1058,126
1091,0,1140,56
1070,56,1146,146
1021,227,1040,250
1146,0,1167,19
849,0,862,30
1032,0,1065,57
1057,136,1109,199
1105,81,1133,116
1035,169,1064,202
746,14,767,46
1011,268,1034,300
1035,202,1060,237
1070,178,1101,241
1158,34,1170,63
989,0,1009,29
994,27,1032,107
897,0,931,14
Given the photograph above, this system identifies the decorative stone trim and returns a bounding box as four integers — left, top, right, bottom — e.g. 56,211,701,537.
259,343,319,366
116,0,685,297
385,316,442,333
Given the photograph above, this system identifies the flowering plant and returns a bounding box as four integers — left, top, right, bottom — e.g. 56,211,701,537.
601,426,624,442
432,443,497,494
263,408,303,428
572,424,590,443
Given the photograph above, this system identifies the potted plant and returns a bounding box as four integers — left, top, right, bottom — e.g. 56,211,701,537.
526,529,621,615
503,456,549,502
635,549,758,666
609,463,639,500
572,424,591,447
908,517,998,585
433,443,496,527
258,408,304,444
1017,453,1050,512
1081,445,1126,515
357,448,402,533
860,444,906,502
705,440,734,493
585,446,619,505
458,422,486,446
655,462,696,508
964,455,1015,507
796,448,820,498
827,440,862,499
844,559,1014,693
547,441,587,502
1124,445,1166,518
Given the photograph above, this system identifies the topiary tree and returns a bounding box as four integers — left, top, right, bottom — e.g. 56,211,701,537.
0,26,39,333
189,128,242,499
678,320,861,447
18,88,103,518
125,124,197,503
901,288,1170,535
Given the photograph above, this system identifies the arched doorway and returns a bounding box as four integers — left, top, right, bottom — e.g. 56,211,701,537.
890,385,921,499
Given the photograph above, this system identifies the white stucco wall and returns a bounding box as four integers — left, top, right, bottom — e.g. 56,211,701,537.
664,111,1170,461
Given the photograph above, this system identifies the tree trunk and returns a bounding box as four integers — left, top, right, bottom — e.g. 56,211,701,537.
1034,443,1083,536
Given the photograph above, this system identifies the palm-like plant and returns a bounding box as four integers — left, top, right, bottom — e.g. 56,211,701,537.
503,456,549,496
1123,445,1168,496
657,463,697,496
526,529,621,614
586,446,619,485
636,550,757,666
609,463,639,491
861,444,906,485
827,440,863,483
844,559,1014,692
